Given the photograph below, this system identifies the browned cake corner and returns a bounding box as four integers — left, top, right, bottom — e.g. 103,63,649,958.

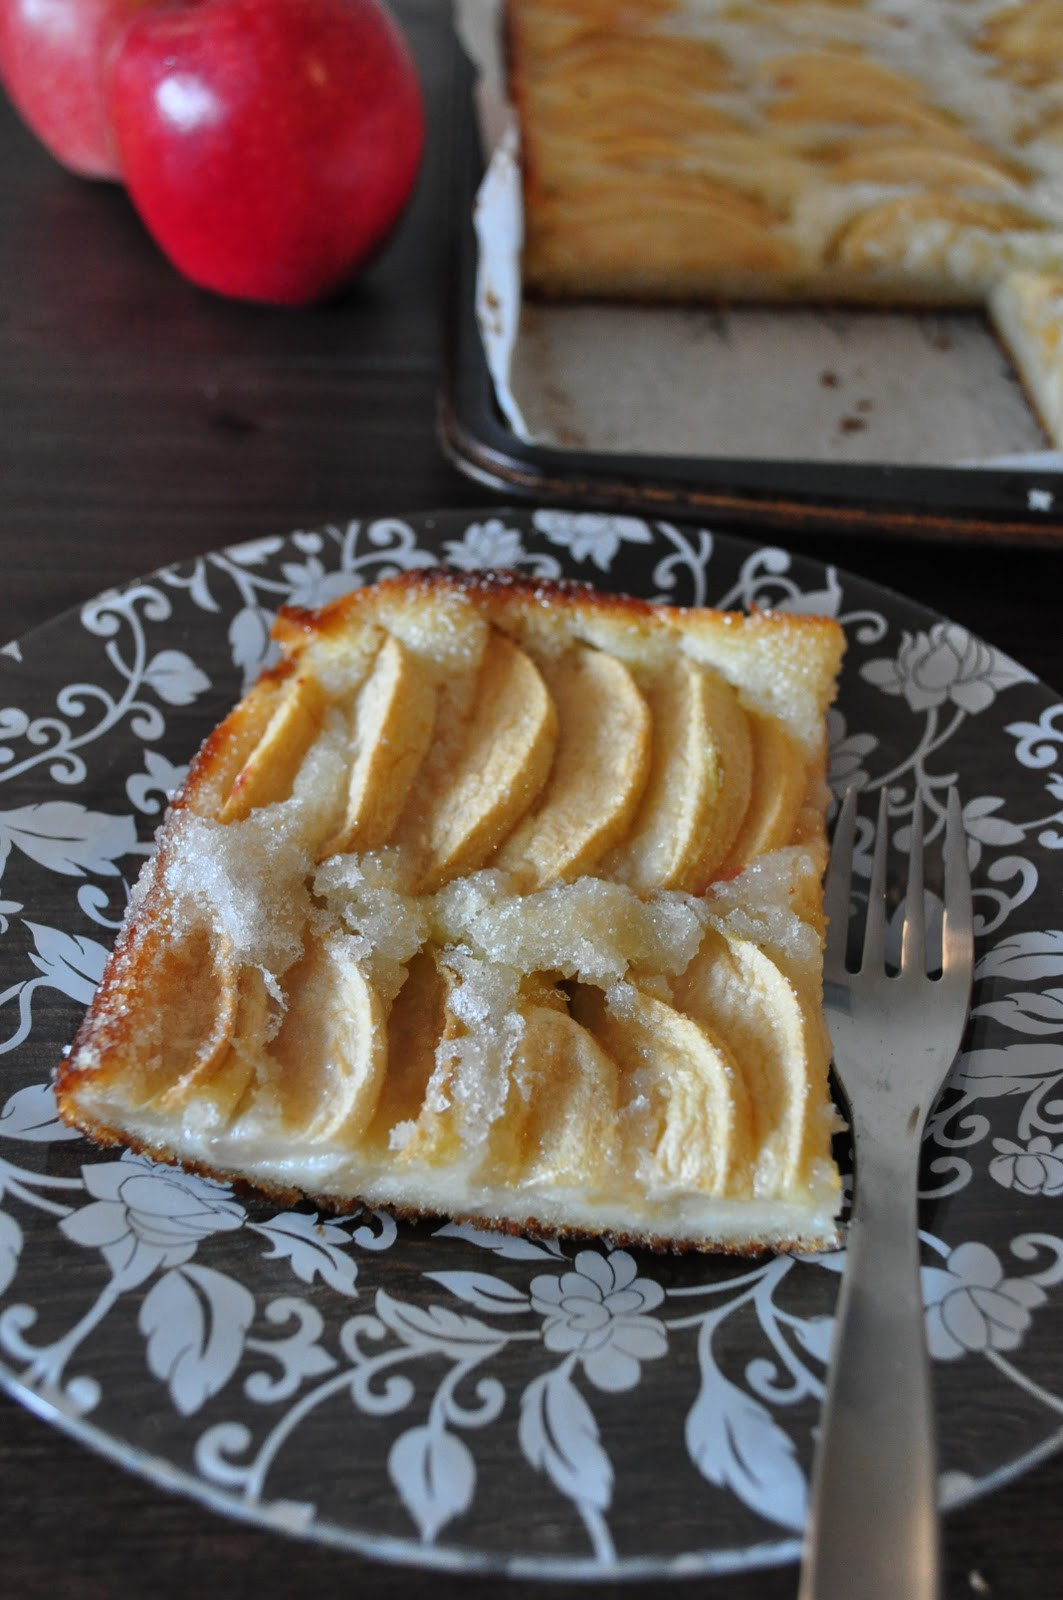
56,567,847,1254
504,0,1063,445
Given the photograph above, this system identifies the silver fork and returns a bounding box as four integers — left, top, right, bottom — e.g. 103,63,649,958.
797,786,974,1600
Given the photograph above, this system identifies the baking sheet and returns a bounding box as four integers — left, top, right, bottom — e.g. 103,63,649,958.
453,0,1063,474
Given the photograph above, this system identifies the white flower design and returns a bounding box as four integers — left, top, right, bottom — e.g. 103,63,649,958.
127,749,188,816
280,556,359,611
827,707,876,795
442,518,527,570
532,510,653,571
60,1155,245,1288
861,623,1029,715
923,1241,1047,1360
530,1249,667,1391
143,650,211,708
0,802,137,880
989,1136,1063,1197
957,795,1027,863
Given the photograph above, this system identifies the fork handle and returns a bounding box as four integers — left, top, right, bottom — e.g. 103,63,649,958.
798,1136,941,1600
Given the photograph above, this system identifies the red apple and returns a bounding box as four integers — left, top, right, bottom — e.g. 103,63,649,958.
108,0,426,306
0,0,152,178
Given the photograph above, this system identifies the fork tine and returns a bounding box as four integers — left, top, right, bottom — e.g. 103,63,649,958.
942,785,974,981
860,787,890,973
901,790,926,975
824,787,858,974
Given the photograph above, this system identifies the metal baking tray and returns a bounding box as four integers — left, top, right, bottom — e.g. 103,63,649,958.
437,28,1063,547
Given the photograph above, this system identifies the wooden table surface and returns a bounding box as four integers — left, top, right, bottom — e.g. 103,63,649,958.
2,4,1062,1595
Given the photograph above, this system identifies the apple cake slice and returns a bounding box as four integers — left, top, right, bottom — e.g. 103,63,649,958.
55,568,847,1253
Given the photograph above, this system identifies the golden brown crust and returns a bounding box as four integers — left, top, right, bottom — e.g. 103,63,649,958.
57,1117,831,1258
278,566,657,641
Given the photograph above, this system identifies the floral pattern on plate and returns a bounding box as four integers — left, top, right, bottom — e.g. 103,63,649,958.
1,510,1062,1578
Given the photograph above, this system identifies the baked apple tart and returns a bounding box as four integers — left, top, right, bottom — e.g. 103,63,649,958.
56,568,846,1254
505,0,1063,446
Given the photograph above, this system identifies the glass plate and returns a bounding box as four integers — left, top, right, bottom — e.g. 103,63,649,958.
2,509,1062,1581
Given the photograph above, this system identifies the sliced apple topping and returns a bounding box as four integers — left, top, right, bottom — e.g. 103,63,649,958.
199,965,273,1123
389,951,524,1165
219,668,326,823
155,950,269,1125
111,923,239,1110
572,981,755,1197
189,675,289,817
392,953,483,1171
366,949,448,1153
761,51,960,136
325,633,436,856
673,927,813,1195
832,192,1042,273
264,934,387,1144
718,712,807,876
608,657,753,892
828,142,1021,191
482,1001,621,1190
709,845,828,996
417,630,558,888
980,2,1063,72
494,644,651,887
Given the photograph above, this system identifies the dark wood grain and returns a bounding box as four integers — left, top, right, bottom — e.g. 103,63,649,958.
1,3,1061,1596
